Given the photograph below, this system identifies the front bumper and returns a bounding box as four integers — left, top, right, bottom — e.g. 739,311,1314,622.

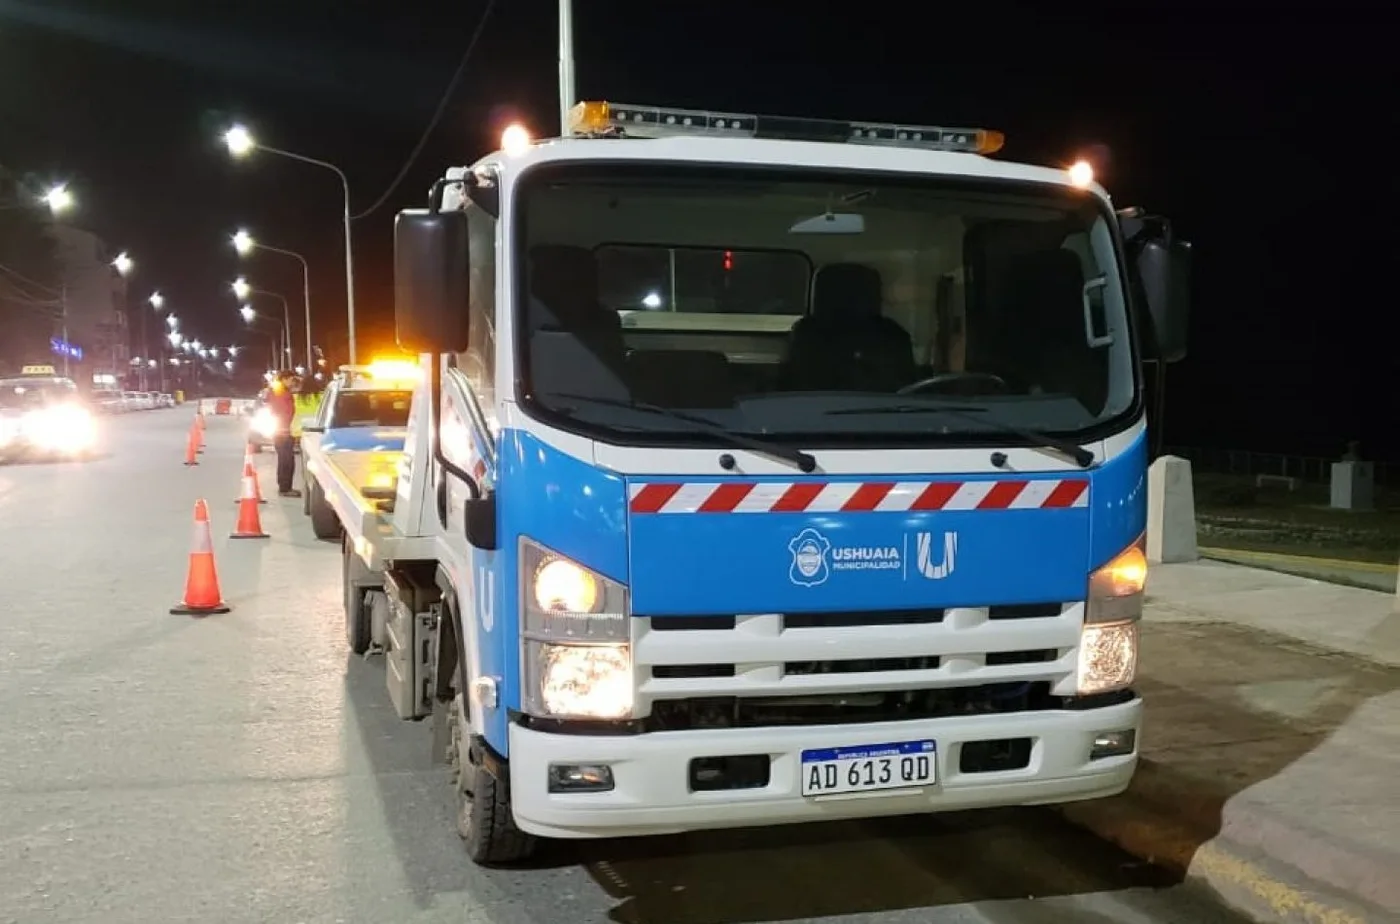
507,697,1141,839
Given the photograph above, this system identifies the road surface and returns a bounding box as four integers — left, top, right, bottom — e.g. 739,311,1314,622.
0,409,1252,924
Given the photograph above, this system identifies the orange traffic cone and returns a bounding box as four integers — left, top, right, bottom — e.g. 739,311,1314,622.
183,425,199,466
240,447,267,504
171,499,230,615
230,465,270,539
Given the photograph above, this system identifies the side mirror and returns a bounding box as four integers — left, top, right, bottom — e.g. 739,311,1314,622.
1134,236,1191,364
394,209,471,354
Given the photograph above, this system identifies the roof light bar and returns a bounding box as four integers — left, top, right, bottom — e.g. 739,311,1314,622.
568,101,1004,154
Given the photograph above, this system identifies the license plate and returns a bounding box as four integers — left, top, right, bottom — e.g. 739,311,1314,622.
800,739,936,797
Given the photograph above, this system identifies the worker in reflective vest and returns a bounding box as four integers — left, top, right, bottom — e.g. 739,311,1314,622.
267,372,299,497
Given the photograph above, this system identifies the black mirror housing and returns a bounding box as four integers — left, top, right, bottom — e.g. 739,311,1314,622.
394,209,471,354
1135,236,1191,364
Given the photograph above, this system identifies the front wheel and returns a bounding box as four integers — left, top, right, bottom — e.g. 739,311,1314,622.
449,666,535,865
310,479,339,541
342,538,372,655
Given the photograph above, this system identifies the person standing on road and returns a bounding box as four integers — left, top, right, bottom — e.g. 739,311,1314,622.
267,371,300,498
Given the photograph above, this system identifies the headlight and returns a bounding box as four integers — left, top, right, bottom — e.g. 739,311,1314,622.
251,408,276,438
1078,538,1146,694
1077,621,1138,695
24,406,96,452
520,537,632,720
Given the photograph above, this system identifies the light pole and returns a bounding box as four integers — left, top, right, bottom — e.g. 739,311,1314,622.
223,126,358,364
245,327,280,372
233,230,312,373
232,276,292,366
240,303,285,370
143,291,164,391
112,252,134,384
558,0,576,132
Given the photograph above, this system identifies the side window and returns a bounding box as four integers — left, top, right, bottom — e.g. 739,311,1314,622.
463,202,498,410
316,385,336,428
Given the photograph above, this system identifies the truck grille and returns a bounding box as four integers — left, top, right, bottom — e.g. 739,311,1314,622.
632,602,1083,730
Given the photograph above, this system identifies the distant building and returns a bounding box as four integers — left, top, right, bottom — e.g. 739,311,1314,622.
46,225,129,380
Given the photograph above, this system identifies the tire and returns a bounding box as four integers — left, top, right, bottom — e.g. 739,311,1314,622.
449,647,535,865
309,479,339,541
342,539,372,655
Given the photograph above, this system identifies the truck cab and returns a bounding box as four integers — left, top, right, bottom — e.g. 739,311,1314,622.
364,100,1190,864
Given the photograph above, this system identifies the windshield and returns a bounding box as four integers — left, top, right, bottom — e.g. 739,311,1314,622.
514,163,1138,448
329,390,412,428
0,378,80,411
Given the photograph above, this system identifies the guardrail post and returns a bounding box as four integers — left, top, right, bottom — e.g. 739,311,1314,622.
1147,455,1198,563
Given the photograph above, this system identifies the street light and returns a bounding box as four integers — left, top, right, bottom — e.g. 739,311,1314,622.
168,331,183,347
112,252,133,276
166,314,178,328
223,125,254,157
42,184,74,214
222,124,359,363
240,304,255,324
232,276,251,301
149,292,164,309
231,228,313,372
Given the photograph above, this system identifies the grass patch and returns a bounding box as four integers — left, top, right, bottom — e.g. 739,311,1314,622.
1193,472,1400,563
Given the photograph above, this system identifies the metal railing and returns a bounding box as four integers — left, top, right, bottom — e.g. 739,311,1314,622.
1165,446,1400,488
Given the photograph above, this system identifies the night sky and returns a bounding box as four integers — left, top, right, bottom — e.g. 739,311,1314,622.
0,1,1391,459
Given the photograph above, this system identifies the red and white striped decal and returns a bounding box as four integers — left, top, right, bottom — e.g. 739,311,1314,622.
628,479,1088,514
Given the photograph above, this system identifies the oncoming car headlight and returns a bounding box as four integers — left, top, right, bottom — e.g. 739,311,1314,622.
23,405,96,453
251,407,276,439
1077,537,1146,695
520,537,632,720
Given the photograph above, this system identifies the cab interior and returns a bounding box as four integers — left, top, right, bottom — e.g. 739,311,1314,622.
521,176,1121,416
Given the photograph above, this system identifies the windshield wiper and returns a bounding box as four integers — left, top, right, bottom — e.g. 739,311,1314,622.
543,391,818,473
825,402,1095,468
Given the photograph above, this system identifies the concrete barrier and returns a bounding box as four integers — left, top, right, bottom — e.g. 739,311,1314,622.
1147,454,1198,563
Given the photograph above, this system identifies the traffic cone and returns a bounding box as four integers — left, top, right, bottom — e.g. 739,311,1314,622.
171,499,231,615
238,449,267,504
230,465,270,539
183,425,199,466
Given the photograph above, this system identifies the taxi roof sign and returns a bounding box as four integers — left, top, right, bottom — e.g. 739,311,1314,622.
21,365,56,376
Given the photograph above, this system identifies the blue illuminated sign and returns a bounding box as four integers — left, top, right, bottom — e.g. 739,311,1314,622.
50,338,83,361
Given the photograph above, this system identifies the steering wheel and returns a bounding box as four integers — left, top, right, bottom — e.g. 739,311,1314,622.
896,372,1010,397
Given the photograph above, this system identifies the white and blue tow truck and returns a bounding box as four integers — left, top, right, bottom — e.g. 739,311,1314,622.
325,100,1191,864
300,361,416,540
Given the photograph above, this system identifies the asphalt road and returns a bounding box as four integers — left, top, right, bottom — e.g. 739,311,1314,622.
0,408,1253,924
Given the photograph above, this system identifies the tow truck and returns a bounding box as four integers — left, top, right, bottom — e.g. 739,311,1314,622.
300,361,416,541
322,100,1191,864
0,365,99,462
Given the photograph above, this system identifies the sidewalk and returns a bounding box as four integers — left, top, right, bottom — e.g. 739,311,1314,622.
1058,559,1400,923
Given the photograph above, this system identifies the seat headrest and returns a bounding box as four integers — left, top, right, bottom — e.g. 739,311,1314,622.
811,263,883,321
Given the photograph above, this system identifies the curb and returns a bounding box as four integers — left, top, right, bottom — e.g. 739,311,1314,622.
1055,759,1398,922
